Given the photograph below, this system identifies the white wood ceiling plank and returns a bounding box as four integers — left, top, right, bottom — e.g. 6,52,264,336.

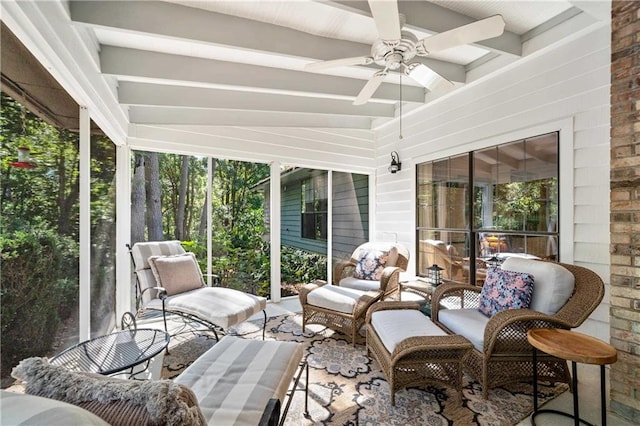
101,46,426,103
128,106,374,128
117,82,395,117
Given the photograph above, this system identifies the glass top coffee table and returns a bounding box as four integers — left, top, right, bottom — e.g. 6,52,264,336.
50,328,170,377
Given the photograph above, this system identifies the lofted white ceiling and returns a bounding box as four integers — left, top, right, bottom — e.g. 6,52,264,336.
67,0,607,130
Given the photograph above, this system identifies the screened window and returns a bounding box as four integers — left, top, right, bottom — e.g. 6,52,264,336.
301,176,327,240
416,132,559,284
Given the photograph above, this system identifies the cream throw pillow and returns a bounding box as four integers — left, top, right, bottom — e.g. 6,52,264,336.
148,252,204,296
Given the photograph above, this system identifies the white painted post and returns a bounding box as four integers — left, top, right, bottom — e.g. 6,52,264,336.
270,161,281,302
115,144,132,324
79,106,90,341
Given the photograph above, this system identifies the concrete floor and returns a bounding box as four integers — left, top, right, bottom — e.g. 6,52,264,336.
267,297,634,426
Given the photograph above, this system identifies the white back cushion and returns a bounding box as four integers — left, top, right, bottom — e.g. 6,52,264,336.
501,257,575,315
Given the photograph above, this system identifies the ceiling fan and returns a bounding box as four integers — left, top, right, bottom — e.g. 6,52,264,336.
305,0,506,105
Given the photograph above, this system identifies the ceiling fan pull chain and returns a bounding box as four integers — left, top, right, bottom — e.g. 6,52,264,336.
399,74,403,140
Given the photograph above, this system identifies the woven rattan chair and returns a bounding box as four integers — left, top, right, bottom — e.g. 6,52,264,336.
333,242,410,299
300,243,409,345
431,260,604,399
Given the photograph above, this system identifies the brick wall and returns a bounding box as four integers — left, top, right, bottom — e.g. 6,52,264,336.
610,1,640,422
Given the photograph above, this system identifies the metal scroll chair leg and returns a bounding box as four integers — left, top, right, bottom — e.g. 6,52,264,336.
262,310,267,340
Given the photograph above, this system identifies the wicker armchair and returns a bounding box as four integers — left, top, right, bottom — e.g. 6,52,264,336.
333,242,410,299
431,260,604,398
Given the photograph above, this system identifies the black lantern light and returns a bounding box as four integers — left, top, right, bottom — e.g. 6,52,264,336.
427,264,444,286
486,255,501,269
388,151,402,174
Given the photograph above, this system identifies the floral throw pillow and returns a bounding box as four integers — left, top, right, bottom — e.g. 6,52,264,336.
353,250,390,280
478,268,534,317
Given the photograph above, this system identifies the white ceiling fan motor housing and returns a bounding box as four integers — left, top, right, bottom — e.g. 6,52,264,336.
371,30,418,70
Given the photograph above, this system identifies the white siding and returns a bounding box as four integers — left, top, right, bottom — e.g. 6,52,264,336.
374,24,611,341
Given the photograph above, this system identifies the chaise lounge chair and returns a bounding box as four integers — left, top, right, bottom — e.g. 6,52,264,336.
128,240,267,340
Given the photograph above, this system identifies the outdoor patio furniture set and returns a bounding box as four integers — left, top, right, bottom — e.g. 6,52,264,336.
300,242,605,403
8,240,605,425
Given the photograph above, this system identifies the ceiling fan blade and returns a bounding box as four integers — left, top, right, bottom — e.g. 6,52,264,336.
353,71,387,105
368,0,402,41
404,63,453,91
417,14,506,54
305,56,374,72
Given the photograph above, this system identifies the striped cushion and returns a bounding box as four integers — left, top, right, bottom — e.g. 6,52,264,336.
1,390,109,425
131,240,185,272
145,287,267,329
175,336,304,426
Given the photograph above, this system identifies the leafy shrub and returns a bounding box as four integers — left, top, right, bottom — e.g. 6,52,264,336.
0,228,78,377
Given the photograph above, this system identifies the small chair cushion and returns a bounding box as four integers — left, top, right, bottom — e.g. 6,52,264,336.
501,257,575,315
371,310,446,354
338,276,381,291
306,284,368,314
148,252,204,296
353,248,394,280
478,268,534,317
437,309,490,351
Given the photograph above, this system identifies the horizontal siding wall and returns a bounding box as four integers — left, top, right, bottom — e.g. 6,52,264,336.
374,24,611,341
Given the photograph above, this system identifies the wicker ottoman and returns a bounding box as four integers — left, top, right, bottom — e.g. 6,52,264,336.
366,301,473,405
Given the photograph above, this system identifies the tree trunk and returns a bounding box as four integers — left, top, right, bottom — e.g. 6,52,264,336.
198,160,216,240
131,153,146,244
146,152,163,241
175,155,189,240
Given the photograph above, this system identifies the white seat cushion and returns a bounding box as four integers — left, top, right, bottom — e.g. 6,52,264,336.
306,285,368,314
501,257,575,315
145,287,266,329
339,277,380,291
438,309,490,351
371,310,446,354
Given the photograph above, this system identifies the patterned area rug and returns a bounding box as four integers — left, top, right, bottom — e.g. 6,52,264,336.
162,314,568,426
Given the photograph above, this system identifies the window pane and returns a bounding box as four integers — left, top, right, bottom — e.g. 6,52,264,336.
417,230,469,282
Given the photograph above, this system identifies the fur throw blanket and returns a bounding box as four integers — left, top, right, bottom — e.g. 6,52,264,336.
12,357,205,426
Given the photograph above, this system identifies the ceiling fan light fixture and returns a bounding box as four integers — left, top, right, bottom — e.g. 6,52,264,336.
406,63,439,90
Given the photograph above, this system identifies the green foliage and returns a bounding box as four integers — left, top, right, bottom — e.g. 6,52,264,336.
0,228,78,377
280,245,327,284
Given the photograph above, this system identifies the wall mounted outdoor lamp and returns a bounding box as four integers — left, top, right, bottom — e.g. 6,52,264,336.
388,151,402,173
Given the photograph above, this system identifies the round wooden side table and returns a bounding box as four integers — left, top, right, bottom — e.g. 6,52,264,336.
527,328,617,426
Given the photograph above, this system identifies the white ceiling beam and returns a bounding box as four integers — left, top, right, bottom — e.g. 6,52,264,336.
327,0,522,57
70,0,465,84
101,47,426,103
128,106,374,128
118,82,396,117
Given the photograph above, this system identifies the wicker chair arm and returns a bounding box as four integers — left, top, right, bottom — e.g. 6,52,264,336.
379,266,402,295
333,261,356,285
391,335,472,361
365,301,421,324
483,308,572,355
298,281,326,305
353,291,383,318
431,283,481,321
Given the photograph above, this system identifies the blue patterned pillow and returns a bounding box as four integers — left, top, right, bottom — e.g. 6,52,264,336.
478,268,534,317
353,250,390,280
